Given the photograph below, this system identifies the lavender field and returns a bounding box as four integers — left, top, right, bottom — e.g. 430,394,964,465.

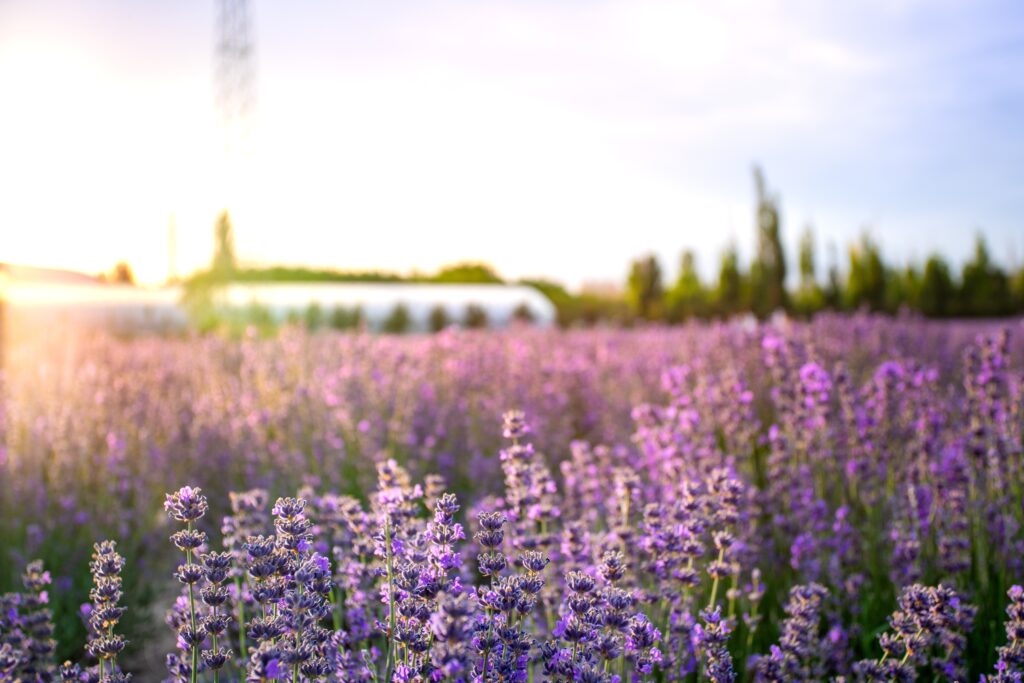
2,316,1024,682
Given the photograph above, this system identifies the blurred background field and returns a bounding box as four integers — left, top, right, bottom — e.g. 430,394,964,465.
2,317,1022,674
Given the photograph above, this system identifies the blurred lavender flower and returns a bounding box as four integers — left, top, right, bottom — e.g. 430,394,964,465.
983,585,1024,683
753,583,828,683
14,560,57,681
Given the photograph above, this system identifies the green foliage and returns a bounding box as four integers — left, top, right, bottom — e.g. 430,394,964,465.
958,235,1012,317
382,304,412,334
626,254,665,321
519,280,573,326
304,302,324,331
432,262,503,284
715,244,746,317
793,228,824,316
1012,267,1024,311
243,301,276,333
463,303,489,329
920,255,955,317
212,211,237,280
428,304,451,332
845,233,887,311
890,264,922,313
215,267,404,284
520,279,631,328
749,166,788,317
185,261,505,289
181,212,238,332
823,242,843,310
329,306,364,331
572,294,634,327
666,250,707,321
180,277,219,333
511,302,536,324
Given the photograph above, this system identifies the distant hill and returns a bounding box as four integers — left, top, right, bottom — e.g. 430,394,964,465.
188,262,504,286
0,263,103,285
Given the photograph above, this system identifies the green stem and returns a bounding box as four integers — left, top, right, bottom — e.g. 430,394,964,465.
659,597,672,642
727,571,739,620
186,522,199,683
707,548,725,610
292,582,302,683
107,621,117,673
330,587,343,633
745,601,760,650
481,608,493,680
481,575,496,680
384,516,397,683
899,628,923,666
213,613,220,683
236,575,248,662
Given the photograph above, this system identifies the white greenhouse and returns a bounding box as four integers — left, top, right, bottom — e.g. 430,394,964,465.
1,263,557,334
217,282,556,331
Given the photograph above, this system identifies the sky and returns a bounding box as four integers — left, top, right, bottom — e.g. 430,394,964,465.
1,0,1022,288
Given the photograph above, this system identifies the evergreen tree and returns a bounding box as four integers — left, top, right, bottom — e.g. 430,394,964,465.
750,166,788,317
793,226,823,316
891,264,923,313
329,306,360,331
511,302,536,324
212,211,237,280
428,305,451,332
846,233,887,311
304,303,324,331
382,303,411,334
715,243,744,317
1011,266,1024,313
823,240,843,310
919,254,955,317
464,304,489,329
666,250,706,321
626,254,665,321
959,235,1011,316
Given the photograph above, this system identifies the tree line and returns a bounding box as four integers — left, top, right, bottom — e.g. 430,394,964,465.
625,167,1024,323
188,198,1024,332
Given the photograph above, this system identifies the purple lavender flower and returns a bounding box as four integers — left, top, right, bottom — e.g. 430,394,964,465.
983,585,1024,683
499,411,560,550
625,613,662,675
502,410,532,441
165,487,209,524
279,551,333,681
242,535,287,679
696,607,734,683
86,542,128,681
11,560,57,681
199,551,233,678
165,486,208,683
854,583,974,682
753,583,828,683
222,488,270,663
